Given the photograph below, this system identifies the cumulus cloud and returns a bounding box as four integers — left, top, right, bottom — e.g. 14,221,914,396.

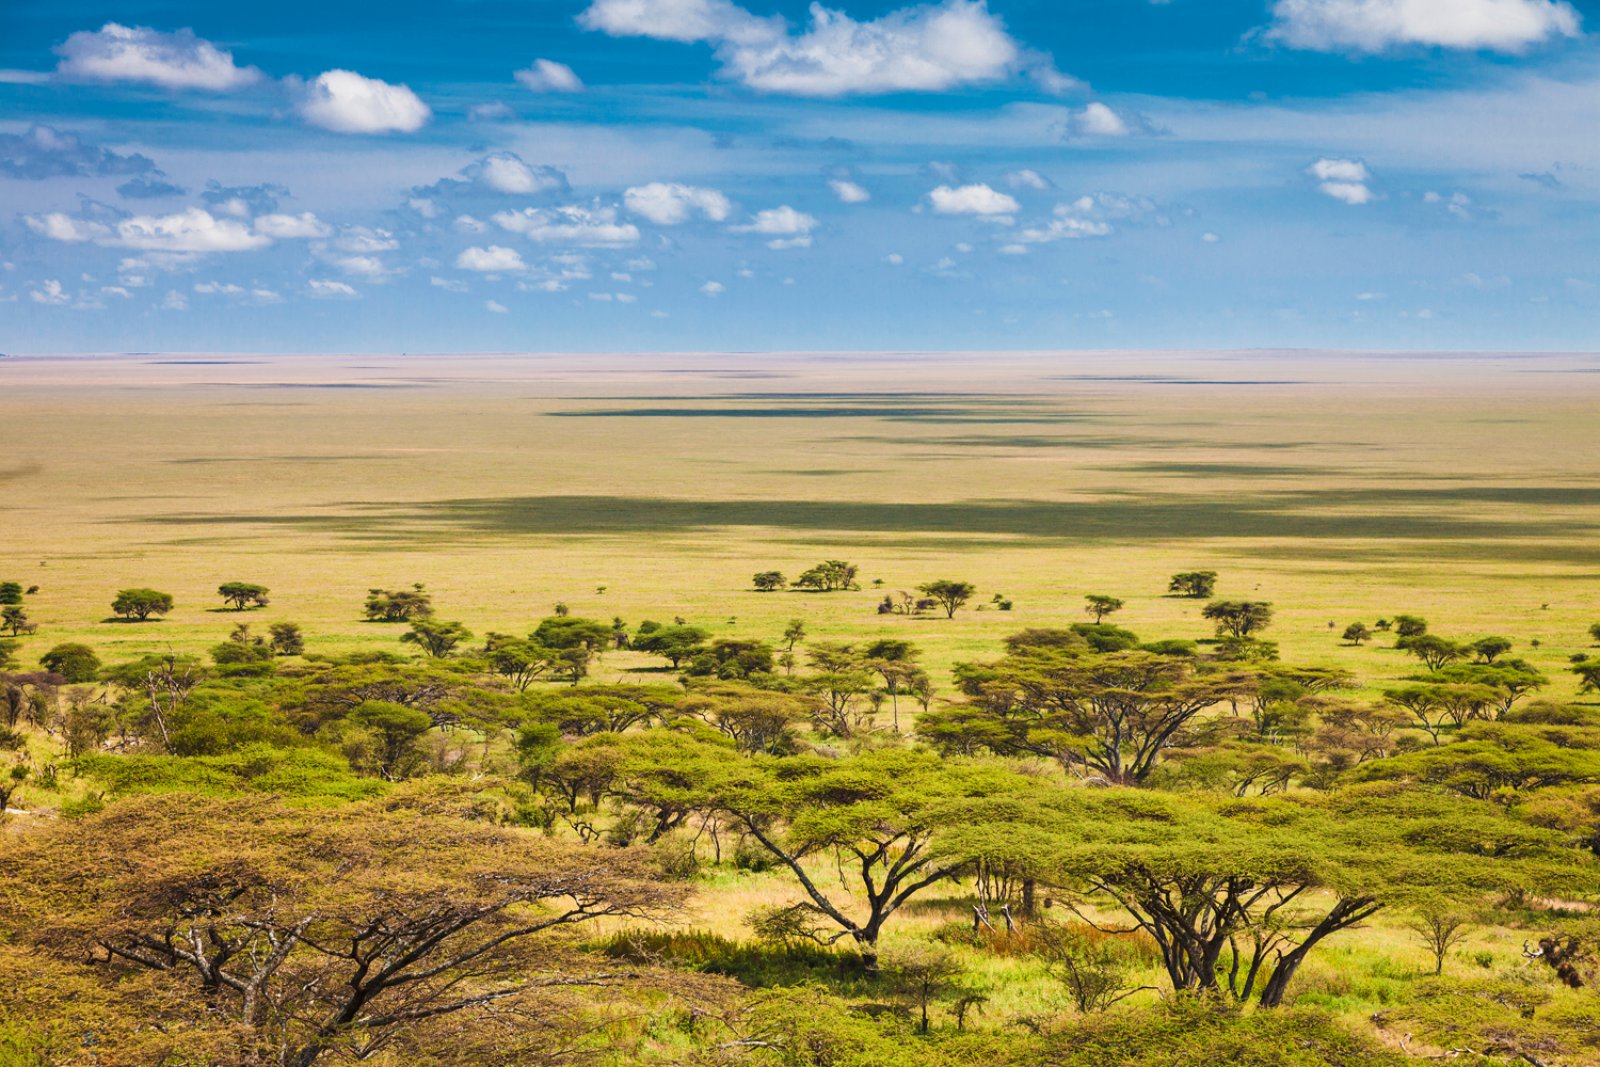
55,23,261,90
25,213,112,243
624,182,733,224
0,124,158,180
467,152,569,195
927,183,1019,218
1062,102,1129,136
252,212,331,239
515,58,584,92
116,208,273,252
308,279,359,298
299,70,431,134
28,207,271,252
492,205,641,245
456,245,528,272
579,0,1069,97
1264,0,1580,53
829,179,871,203
485,299,510,313
700,280,725,295
1308,157,1374,204
731,205,818,248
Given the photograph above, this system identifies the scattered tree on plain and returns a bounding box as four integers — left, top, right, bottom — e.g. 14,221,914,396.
217,582,270,610
111,588,174,622
918,579,976,619
1168,571,1218,598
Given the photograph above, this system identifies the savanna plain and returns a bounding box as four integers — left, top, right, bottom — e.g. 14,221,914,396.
2,349,1599,1066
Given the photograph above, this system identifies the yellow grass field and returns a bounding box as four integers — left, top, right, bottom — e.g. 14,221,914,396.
3,348,1598,697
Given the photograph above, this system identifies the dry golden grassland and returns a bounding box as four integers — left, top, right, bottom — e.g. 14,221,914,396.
5,348,1600,1044
2,349,1596,697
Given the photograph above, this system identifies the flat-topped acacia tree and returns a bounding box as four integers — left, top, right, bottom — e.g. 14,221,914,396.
111,588,173,621
922,647,1233,785
217,582,270,610
5,793,681,1067
703,749,1037,971
1043,786,1589,1007
1168,571,1217,598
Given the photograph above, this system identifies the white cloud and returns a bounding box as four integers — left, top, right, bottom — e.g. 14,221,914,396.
469,152,569,195
29,280,69,305
455,214,488,234
456,245,527,272
485,299,510,313
624,182,733,224
492,205,641,245
580,0,1067,97
1202,231,1221,243
299,70,431,134
829,179,871,203
160,289,188,310
1264,0,1581,53
116,208,272,253
700,280,725,295
1064,102,1129,137
1308,157,1374,203
25,212,111,243
731,205,818,247
927,183,1019,218
330,227,398,253
253,212,331,239
55,23,260,90
579,0,779,44
327,255,390,278
1017,215,1113,243
515,58,584,92
884,252,904,264
193,281,244,295
1015,193,1158,244
308,279,359,298
430,275,468,292
1007,168,1051,190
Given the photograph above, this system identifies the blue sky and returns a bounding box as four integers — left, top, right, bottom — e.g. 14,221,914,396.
2,0,1597,353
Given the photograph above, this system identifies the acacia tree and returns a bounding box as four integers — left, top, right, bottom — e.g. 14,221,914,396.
268,622,305,656
1342,622,1372,646
709,750,1031,971
1168,571,1218,598
400,618,473,658
918,580,976,619
1046,788,1584,1007
1202,600,1273,638
630,623,710,668
111,588,174,621
364,585,433,622
792,561,858,592
752,571,787,592
0,606,35,637
1085,595,1125,623
217,582,270,610
5,794,680,1067
922,648,1231,784
1399,634,1469,672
